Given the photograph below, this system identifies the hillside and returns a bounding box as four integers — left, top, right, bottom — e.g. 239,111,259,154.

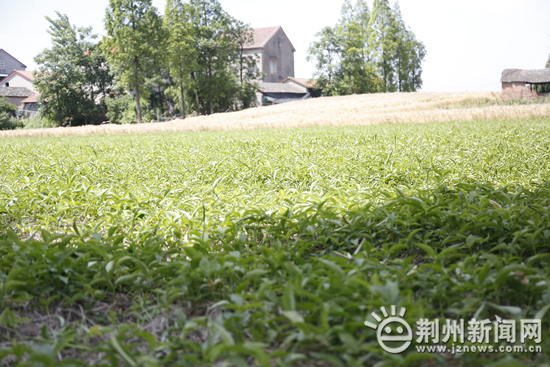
2,91,550,139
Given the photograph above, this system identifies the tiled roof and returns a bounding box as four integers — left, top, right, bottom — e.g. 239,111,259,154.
283,77,316,89
0,49,27,68
0,86,33,98
0,69,35,84
243,26,296,52
21,93,39,104
13,70,34,81
501,69,550,83
258,82,308,94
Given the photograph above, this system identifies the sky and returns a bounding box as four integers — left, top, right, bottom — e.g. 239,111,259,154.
1,0,549,92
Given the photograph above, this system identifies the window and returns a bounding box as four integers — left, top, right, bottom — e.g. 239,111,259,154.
278,40,282,48
270,59,277,74
5,83,9,87
0,60,5,69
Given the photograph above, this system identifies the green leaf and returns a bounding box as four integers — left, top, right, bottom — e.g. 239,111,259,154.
243,269,269,281
114,273,139,286
318,258,344,276
535,303,550,320
211,322,235,345
110,334,136,367
282,310,304,324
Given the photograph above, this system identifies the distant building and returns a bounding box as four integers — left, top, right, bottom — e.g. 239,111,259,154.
0,70,36,93
243,26,296,83
257,81,310,105
19,93,42,118
501,69,550,100
0,86,33,107
282,77,321,96
0,49,27,82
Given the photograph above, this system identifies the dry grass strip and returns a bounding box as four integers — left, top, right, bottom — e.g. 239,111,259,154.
2,91,549,139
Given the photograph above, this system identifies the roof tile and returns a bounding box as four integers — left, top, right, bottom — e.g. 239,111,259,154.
243,27,296,52
0,86,33,98
258,82,307,94
283,77,316,89
21,93,40,104
501,69,550,83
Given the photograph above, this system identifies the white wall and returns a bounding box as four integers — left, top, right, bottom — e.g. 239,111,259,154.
0,74,36,93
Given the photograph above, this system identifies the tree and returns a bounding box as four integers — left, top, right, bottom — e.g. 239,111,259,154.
307,26,344,96
368,0,399,92
34,12,112,126
103,0,166,123
392,2,426,92
184,0,258,115
164,0,196,119
308,1,381,96
308,0,425,96
336,0,380,94
233,20,261,111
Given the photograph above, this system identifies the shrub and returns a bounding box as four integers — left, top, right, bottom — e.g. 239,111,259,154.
105,94,160,124
0,112,23,130
105,94,137,124
22,110,58,129
0,97,23,130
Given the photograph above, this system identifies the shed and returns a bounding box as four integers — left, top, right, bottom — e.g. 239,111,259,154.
501,69,550,100
18,93,42,118
282,77,321,97
282,77,315,89
257,82,310,105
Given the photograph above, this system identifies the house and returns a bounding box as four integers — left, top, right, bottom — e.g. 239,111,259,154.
0,86,33,107
0,70,36,93
0,49,27,82
257,81,310,105
501,69,550,100
243,26,296,83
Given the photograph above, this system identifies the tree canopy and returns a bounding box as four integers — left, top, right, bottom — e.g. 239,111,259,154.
34,12,113,126
308,0,426,96
184,0,259,115
164,0,196,119
103,0,166,123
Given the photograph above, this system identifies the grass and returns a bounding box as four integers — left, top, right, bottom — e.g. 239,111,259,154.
435,94,550,109
1,117,550,366
1,91,550,139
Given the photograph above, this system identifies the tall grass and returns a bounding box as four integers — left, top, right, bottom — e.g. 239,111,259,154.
2,91,550,139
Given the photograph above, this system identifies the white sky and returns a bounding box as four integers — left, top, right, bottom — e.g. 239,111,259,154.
1,0,549,92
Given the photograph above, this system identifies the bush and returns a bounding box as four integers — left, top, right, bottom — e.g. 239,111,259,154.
105,94,159,124
22,110,58,129
0,97,23,130
106,94,141,124
0,112,23,130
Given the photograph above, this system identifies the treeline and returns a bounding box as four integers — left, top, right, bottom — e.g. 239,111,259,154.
307,0,426,96
33,0,260,126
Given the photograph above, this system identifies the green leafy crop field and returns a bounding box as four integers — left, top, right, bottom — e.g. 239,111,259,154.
1,118,550,366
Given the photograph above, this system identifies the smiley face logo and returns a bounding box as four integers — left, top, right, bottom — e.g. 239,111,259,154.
365,305,412,354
